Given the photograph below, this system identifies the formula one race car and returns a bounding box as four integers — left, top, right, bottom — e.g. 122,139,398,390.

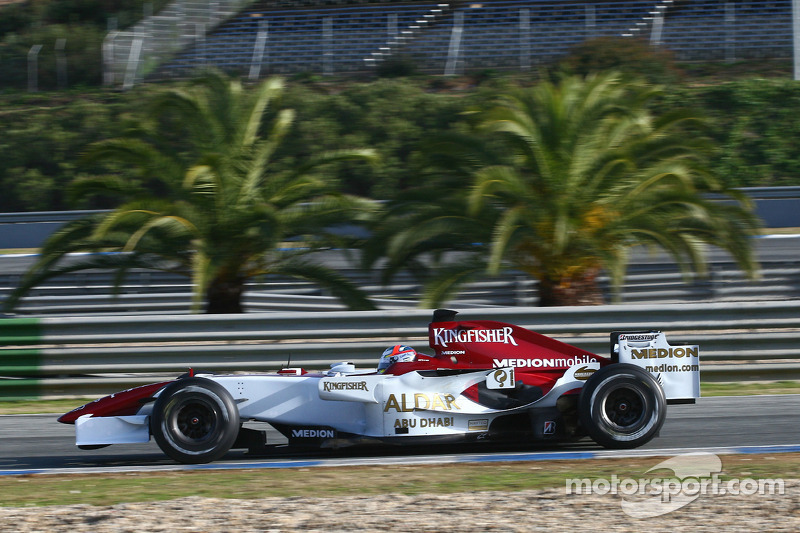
58,310,700,464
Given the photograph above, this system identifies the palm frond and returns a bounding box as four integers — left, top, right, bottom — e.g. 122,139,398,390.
420,259,488,309
271,258,376,311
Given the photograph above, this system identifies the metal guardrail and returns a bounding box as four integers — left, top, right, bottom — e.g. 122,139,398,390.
2,187,798,226
2,260,798,315
2,301,799,399
0,210,109,224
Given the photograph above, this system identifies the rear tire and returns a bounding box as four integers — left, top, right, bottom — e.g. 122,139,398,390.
151,377,240,464
579,364,665,449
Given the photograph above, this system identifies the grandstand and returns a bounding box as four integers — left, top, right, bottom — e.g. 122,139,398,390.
104,0,794,85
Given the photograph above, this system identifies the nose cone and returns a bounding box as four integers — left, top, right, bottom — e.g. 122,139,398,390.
56,380,172,424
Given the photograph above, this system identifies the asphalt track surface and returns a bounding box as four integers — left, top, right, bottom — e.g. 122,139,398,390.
1,395,799,475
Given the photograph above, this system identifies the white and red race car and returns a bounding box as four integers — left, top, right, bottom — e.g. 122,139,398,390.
58,309,700,464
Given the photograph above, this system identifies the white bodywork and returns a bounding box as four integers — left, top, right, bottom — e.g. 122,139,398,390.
617,332,700,400
73,331,700,447
74,362,603,446
75,414,151,446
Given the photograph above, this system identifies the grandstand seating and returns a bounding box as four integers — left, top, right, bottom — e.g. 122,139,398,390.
137,0,793,80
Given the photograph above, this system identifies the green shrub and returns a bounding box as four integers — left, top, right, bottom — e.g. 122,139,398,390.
2,73,800,213
1,24,105,89
557,36,682,85
376,55,418,78
667,79,800,188
0,0,170,90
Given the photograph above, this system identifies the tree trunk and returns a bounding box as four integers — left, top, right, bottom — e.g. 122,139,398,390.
205,275,245,313
537,269,604,306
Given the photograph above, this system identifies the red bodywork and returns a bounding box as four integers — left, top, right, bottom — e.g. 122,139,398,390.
58,381,172,424
383,318,610,397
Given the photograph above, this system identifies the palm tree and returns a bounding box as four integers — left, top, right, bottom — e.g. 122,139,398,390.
373,72,760,306
361,131,500,307
5,71,378,314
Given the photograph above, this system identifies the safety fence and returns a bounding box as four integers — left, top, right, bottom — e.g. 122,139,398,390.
101,0,797,85
104,0,257,88
4,187,800,249
2,257,799,315
1,301,799,399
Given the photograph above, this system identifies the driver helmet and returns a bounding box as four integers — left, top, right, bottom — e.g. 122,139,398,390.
377,345,417,373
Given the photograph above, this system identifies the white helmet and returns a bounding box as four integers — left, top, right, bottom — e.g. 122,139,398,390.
377,345,417,373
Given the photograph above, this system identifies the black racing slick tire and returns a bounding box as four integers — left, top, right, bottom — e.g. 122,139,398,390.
578,364,666,449
151,377,240,464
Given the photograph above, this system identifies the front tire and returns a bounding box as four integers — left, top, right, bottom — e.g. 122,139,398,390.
579,364,666,449
151,377,240,464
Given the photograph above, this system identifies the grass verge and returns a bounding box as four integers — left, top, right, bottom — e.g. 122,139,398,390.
701,381,800,396
0,453,794,507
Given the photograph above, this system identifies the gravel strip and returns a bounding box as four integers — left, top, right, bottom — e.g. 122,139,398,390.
2,481,799,532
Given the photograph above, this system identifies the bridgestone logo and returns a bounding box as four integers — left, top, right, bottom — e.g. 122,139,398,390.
619,334,659,341
433,327,518,347
323,381,369,392
291,429,334,438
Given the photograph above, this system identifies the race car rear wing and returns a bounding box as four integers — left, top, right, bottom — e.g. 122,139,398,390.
427,310,699,403
612,331,700,402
